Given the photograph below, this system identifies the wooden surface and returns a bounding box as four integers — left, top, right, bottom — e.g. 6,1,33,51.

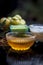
7,41,43,65
0,38,43,65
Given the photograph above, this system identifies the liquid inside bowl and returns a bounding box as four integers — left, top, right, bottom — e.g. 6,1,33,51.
6,32,35,51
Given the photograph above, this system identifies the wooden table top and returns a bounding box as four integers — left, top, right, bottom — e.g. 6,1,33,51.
0,37,43,65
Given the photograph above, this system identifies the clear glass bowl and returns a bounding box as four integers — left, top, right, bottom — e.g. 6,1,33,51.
29,24,43,42
6,32,36,52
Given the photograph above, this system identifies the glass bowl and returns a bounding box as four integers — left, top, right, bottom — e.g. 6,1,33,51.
6,32,36,52
29,24,43,42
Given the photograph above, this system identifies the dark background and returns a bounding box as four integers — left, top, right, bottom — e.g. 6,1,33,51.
0,0,43,24
0,0,18,17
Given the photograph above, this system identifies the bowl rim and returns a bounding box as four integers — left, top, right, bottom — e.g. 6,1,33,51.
6,32,36,41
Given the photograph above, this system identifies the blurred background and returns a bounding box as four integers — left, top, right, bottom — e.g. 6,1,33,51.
0,0,43,24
